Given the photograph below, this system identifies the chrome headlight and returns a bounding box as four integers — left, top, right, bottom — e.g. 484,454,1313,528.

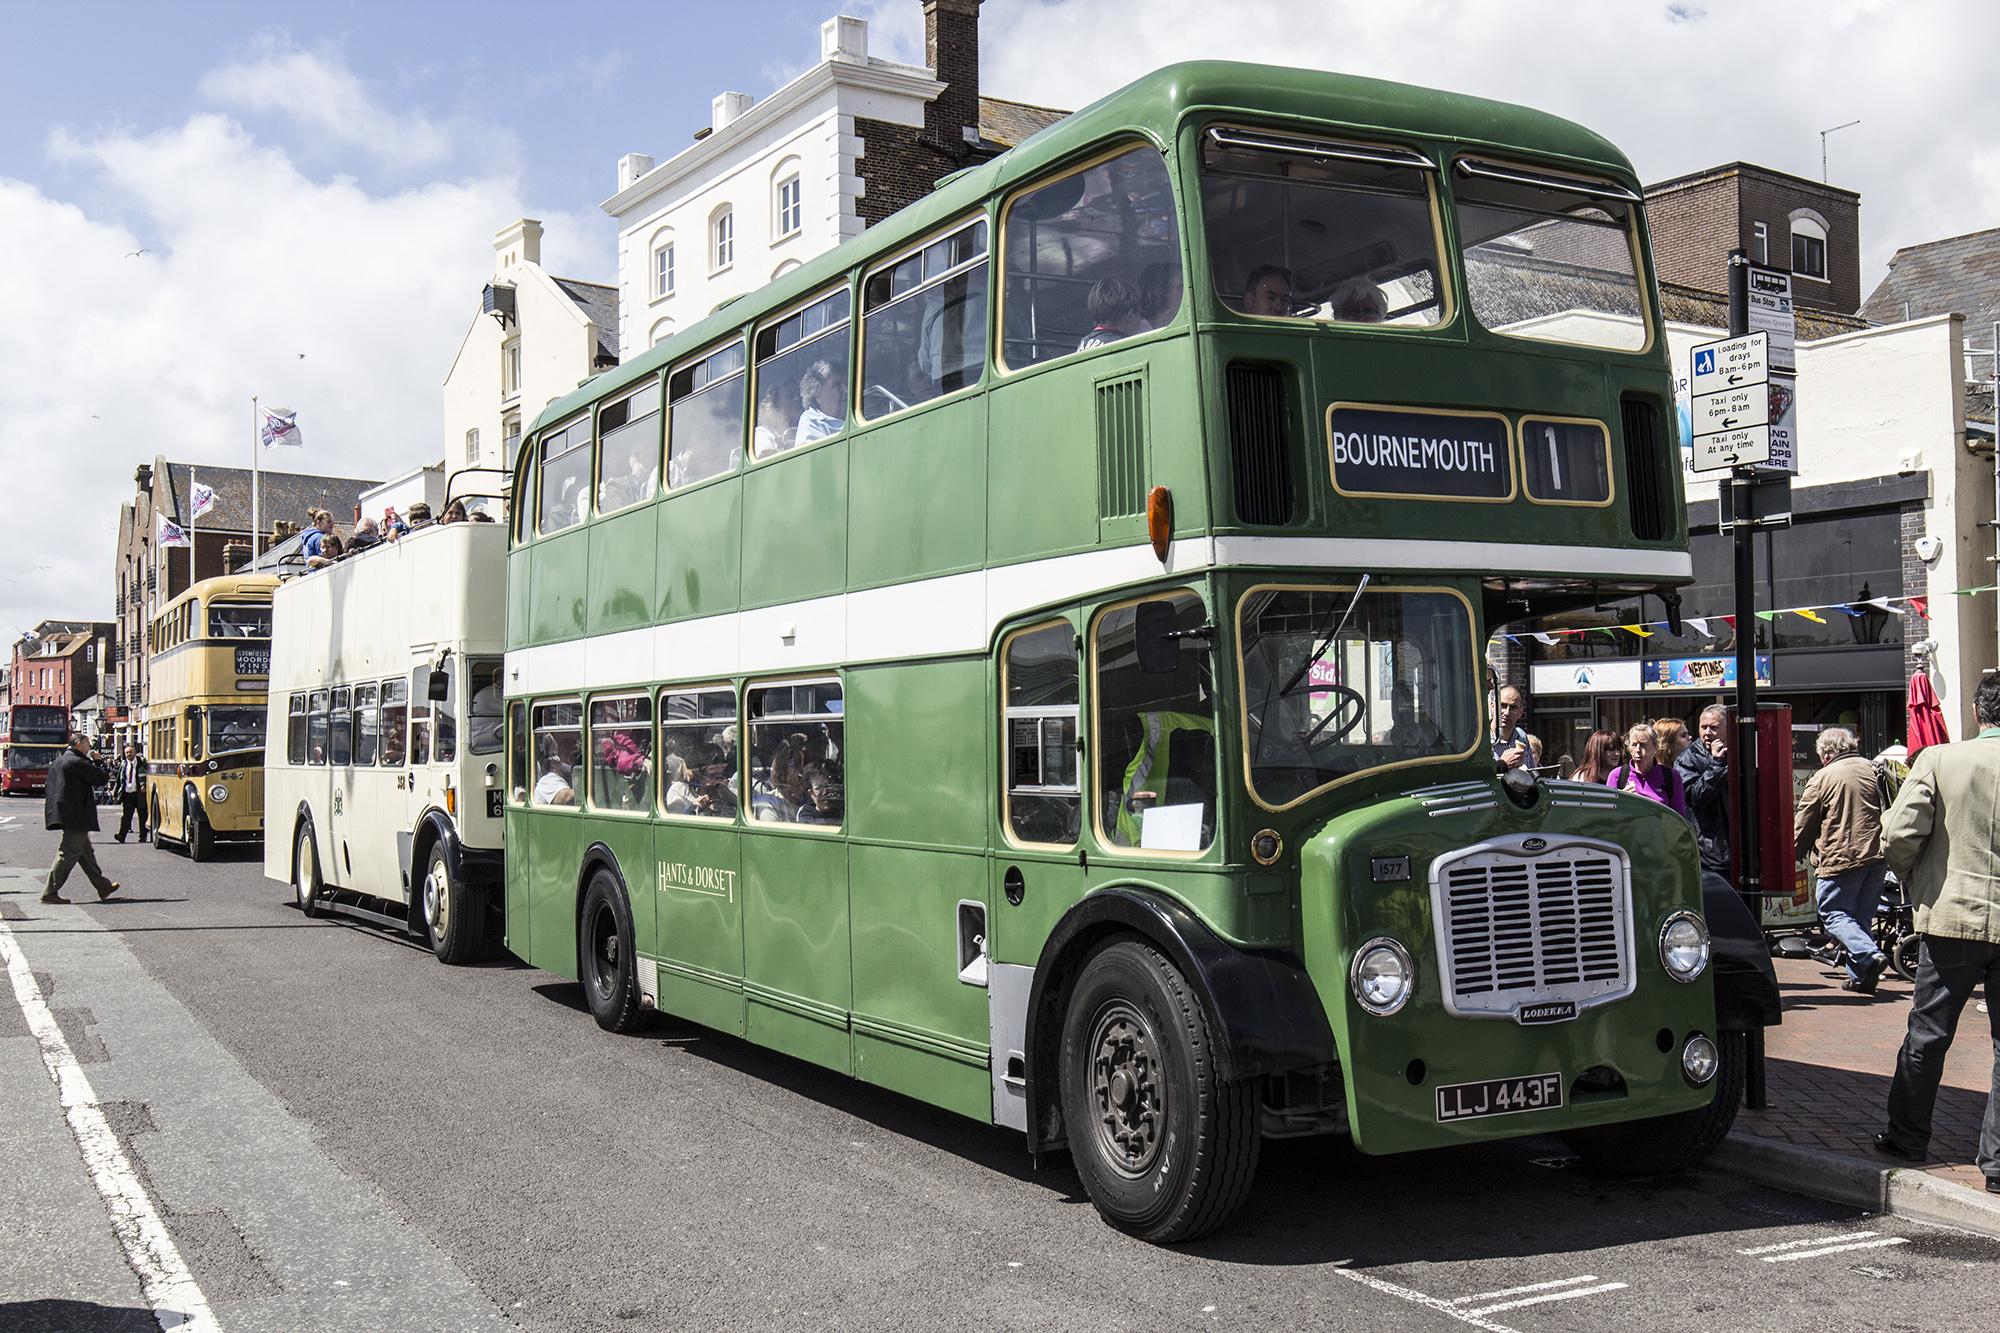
1350,937,1415,1016
208,784,229,803
1681,1033,1719,1086
1659,911,1710,983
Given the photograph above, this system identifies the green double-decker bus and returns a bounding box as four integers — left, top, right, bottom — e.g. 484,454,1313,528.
502,61,1769,1242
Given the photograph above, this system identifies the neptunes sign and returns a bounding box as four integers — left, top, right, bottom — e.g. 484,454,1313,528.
1327,405,1514,500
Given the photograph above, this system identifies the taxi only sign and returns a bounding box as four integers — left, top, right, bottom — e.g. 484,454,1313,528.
1689,332,1770,472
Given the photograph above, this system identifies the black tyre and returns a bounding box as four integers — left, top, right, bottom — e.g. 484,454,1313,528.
293,825,324,918
1560,1029,1746,1175
187,800,213,863
1058,936,1260,1243
150,794,170,852
1891,933,1923,984
421,843,484,965
579,869,646,1033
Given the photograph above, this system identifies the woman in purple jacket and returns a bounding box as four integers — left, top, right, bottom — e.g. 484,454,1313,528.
1607,722,1688,816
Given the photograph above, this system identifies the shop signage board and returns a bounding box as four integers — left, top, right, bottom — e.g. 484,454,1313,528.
1528,659,1644,695
1644,655,1773,690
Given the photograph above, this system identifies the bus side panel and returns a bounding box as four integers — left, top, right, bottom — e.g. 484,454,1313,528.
847,395,987,588
742,831,851,1075
655,478,742,623
845,659,987,851
347,767,402,897
650,820,745,1037
739,443,847,612
985,365,1100,565
586,814,654,956
527,810,583,979
506,548,530,652
849,843,992,1121
587,507,657,637
503,804,531,959
529,529,589,646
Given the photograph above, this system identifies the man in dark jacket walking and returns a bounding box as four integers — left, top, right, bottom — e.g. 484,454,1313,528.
113,742,147,842
43,731,119,905
1677,704,1732,876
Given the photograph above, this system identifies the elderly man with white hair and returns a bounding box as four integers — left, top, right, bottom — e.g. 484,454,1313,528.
1794,726,1891,994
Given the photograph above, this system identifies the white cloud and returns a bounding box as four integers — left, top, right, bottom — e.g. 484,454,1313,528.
0,46,606,641
967,0,2000,290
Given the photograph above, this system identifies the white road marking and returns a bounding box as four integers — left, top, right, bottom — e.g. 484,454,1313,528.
1761,1237,1910,1263
1739,1231,1880,1255
1337,1265,1628,1331
0,917,222,1332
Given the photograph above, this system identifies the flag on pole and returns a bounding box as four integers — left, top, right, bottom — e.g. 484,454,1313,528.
260,406,304,449
158,513,190,548
190,480,217,520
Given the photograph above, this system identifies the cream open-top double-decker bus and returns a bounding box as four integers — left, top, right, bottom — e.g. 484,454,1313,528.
263,508,507,961
146,572,280,860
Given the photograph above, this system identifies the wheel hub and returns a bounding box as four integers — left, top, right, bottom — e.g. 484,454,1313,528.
1088,1003,1164,1177
424,866,447,930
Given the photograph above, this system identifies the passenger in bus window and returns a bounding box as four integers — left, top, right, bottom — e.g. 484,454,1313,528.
1330,279,1389,323
534,737,578,805
794,763,843,825
1077,277,1144,352
754,377,801,455
1242,265,1294,317
795,360,847,443
1138,261,1183,331
599,446,656,512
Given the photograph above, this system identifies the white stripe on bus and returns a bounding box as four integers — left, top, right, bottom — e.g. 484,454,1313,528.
504,536,1689,693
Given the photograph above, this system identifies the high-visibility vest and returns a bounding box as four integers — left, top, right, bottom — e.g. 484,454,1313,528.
1114,710,1216,846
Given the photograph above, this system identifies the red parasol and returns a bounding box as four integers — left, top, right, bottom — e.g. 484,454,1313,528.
1908,671,1950,758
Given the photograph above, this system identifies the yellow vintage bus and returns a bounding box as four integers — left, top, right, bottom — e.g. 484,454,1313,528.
146,572,281,860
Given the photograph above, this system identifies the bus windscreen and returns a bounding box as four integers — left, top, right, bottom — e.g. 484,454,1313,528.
209,603,273,638
6,745,63,770
208,707,267,752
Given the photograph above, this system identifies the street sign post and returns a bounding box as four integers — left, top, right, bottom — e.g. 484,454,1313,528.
1689,331,1771,472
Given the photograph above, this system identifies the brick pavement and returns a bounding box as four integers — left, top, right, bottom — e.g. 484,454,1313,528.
1737,955,1995,1191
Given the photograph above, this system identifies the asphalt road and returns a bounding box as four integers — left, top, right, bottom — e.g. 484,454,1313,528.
3,809,1996,1332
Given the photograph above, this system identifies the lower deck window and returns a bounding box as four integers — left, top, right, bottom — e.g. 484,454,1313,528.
590,695,653,812
660,689,738,819
1003,622,1079,845
1094,592,1215,852
747,680,843,827
533,702,583,806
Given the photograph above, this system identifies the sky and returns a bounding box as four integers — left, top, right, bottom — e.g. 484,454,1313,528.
4,0,1996,643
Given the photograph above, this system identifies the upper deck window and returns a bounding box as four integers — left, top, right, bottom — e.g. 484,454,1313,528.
1454,158,1647,352
596,380,661,515
1237,586,1478,809
1201,126,1444,327
861,218,988,419
536,416,591,535
1002,144,1183,368
667,342,746,488
752,288,851,457
208,603,271,638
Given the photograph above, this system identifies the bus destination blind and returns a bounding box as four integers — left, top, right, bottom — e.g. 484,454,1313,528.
234,645,271,677
1327,405,1513,501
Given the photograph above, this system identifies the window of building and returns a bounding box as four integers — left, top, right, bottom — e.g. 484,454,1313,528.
502,414,522,472
777,174,802,238
752,287,851,456
1094,591,1216,852
649,318,674,348
655,240,676,299
1002,621,1079,846
666,341,746,488
1003,144,1183,367
862,218,988,420
1752,221,1769,266
660,688,737,818
1792,216,1827,280
589,695,653,812
746,680,843,827
502,338,522,397
711,208,735,271
465,427,480,468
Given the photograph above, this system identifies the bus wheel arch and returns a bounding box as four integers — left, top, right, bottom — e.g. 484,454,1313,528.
183,784,213,862
1022,886,1338,1157
412,813,484,965
576,847,649,1034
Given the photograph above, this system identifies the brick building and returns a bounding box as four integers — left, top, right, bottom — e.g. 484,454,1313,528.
602,0,1066,357
10,620,116,726
1644,162,1863,316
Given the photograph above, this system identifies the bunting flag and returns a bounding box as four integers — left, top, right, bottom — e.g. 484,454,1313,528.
1685,617,1711,638
1754,611,1776,621
260,406,304,449
1909,597,1929,619
157,513,190,548
1794,608,1826,623
1532,632,1558,645
1500,585,1991,640
1625,626,1654,637
190,480,217,520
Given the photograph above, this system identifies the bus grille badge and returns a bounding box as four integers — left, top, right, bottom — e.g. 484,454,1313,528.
1515,1001,1578,1025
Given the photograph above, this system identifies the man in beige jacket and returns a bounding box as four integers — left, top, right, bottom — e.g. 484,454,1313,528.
1874,674,2000,1193
1794,727,1890,994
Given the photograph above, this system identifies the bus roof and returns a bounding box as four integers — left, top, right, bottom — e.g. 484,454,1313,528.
531,60,1637,436
156,572,284,614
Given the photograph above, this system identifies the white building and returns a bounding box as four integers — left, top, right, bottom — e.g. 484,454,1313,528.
440,218,620,479
602,1,1065,361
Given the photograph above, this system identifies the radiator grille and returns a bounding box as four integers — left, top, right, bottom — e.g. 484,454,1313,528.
1430,839,1633,1018
1226,363,1294,525
1095,373,1147,519
1620,396,1668,542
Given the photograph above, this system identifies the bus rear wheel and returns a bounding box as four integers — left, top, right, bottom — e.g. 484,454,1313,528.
294,826,324,918
187,800,213,862
1058,936,1260,1243
1560,1029,1746,1176
579,870,646,1033
421,844,484,965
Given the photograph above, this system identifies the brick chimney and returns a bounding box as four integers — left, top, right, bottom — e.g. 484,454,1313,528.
924,0,982,152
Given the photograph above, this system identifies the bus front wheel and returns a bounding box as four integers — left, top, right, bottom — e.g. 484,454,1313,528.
294,826,324,918
187,800,213,862
1058,936,1260,1243
422,844,484,965
579,870,646,1033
